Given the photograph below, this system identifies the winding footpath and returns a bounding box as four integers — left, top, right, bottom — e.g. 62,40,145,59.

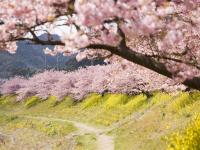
1,105,155,150
19,106,151,150
21,115,114,150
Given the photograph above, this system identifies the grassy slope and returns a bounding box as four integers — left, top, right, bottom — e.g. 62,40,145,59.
0,92,200,149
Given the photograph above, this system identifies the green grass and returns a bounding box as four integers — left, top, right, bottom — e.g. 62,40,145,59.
0,95,17,108
167,115,200,150
168,92,199,113
150,92,172,105
56,96,74,108
0,128,71,149
0,92,200,150
190,91,200,100
24,96,41,108
92,108,126,126
0,113,18,125
7,118,76,136
44,96,58,107
111,92,200,150
82,93,102,109
75,133,97,150
103,94,129,109
123,94,148,113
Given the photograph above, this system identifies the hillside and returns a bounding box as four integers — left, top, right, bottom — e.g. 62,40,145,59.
0,38,105,79
1,2,200,150
0,92,199,150
0,40,69,78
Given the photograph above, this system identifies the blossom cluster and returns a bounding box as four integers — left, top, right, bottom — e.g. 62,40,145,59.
0,0,199,82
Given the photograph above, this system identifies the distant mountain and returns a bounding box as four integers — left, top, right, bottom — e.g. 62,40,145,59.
0,40,70,78
64,57,106,71
0,35,105,79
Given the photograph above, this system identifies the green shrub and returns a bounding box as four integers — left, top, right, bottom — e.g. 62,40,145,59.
190,91,200,101
124,94,147,112
101,93,113,101
24,96,40,108
0,95,16,106
55,96,74,109
46,96,58,107
82,93,102,109
150,92,172,105
104,94,129,109
167,115,200,150
169,92,195,112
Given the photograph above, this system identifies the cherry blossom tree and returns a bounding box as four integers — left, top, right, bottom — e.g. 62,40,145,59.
0,63,186,101
0,0,200,89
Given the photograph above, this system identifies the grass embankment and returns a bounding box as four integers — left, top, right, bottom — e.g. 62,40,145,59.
0,91,200,149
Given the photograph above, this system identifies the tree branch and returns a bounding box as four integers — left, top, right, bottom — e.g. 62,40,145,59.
85,43,200,90
147,54,200,70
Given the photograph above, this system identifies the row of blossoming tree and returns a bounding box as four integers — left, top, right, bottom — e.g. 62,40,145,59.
0,62,185,101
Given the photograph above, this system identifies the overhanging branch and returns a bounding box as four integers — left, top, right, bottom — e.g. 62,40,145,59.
85,43,200,90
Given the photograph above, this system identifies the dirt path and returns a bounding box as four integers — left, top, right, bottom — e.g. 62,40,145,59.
97,134,114,150
21,115,114,150
19,108,151,150
0,131,15,146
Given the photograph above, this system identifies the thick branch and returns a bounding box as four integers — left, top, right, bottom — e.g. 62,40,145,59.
86,43,200,90
147,54,200,70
